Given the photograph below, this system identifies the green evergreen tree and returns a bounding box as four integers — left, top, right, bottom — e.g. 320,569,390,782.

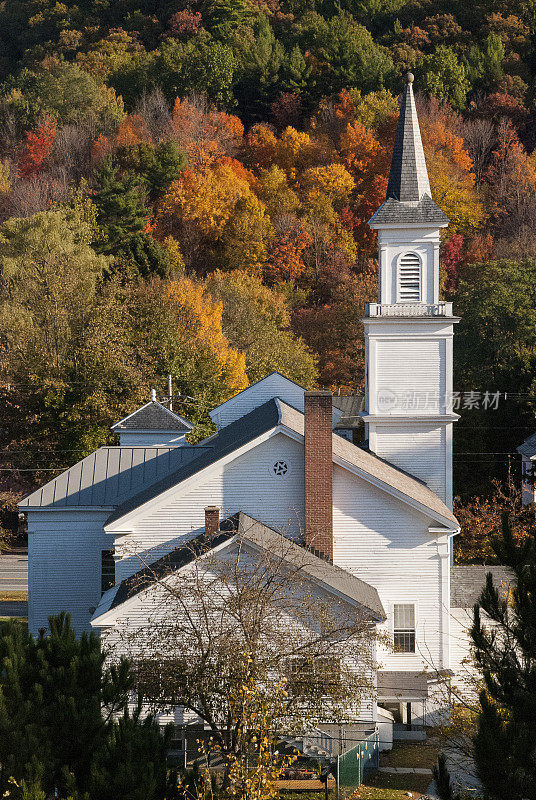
114,141,186,199
471,515,536,800
92,158,150,255
420,45,470,109
0,614,168,800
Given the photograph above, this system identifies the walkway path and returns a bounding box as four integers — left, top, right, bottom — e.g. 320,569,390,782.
379,767,433,775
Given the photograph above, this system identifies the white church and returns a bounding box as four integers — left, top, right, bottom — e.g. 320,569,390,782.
21,75,491,742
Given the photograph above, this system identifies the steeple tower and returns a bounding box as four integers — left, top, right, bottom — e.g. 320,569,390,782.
363,73,459,508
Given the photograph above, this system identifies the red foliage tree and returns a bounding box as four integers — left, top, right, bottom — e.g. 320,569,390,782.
166,9,202,38
19,116,57,178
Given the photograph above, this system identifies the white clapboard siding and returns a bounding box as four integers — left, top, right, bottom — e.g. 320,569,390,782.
115,433,305,581
375,338,445,411
372,424,446,500
449,608,486,700
28,510,113,635
332,465,447,673
101,550,376,725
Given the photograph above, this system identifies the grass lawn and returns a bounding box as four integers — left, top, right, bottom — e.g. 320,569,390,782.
380,741,440,770
352,771,432,798
0,590,28,602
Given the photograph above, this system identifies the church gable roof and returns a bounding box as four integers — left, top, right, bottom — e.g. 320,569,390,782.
105,398,458,530
92,512,386,625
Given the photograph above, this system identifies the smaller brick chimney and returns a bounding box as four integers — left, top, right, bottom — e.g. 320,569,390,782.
304,391,333,561
204,506,220,536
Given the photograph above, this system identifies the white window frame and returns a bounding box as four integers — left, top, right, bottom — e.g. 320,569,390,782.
391,602,417,654
397,252,422,303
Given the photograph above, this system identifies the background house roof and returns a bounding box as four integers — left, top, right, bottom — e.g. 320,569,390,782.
517,432,536,458
377,670,428,700
332,395,365,432
450,566,514,608
112,400,193,432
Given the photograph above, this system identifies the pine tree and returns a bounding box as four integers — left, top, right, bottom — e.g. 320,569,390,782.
92,158,150,256
470,515,536,800
0,614,168,800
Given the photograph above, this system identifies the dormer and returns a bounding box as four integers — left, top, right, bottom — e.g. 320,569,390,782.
112,390,193,447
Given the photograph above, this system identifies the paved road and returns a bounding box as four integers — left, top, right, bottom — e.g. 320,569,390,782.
0,600,28,617
0,549,28,591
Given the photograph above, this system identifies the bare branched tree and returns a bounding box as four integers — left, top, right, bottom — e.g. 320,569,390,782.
110,517,378,781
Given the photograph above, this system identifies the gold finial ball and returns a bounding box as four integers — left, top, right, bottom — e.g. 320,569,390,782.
406,72,415,84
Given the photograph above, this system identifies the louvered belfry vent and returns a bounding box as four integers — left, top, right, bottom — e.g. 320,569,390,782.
398,253,421,301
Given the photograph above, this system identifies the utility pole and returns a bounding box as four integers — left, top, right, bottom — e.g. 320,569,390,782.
167,375,173,411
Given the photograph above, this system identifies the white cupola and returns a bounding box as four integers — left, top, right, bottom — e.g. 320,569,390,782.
111,391,194,447
363,73,459,508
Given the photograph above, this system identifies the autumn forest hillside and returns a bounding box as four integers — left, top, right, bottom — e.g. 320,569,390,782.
2,0,536,558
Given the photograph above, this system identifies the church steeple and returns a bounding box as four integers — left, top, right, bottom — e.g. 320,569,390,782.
362,72,459,510
369,73,448,229
386,73,431,202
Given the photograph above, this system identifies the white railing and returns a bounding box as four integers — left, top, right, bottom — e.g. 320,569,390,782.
366,302,453,317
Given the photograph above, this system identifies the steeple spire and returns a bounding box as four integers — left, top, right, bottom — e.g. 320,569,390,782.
386,72,431,203
368,72,448,228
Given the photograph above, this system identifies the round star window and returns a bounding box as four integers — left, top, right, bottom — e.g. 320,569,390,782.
272,460,289,477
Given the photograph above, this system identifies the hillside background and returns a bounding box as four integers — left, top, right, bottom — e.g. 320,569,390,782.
2,0,536,558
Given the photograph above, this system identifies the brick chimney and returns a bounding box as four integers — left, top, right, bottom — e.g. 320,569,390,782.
204,506,220,536
304,391,333,561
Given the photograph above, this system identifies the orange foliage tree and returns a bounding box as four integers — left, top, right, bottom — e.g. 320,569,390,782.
420,114,484,235
454,477,535,563
172,97,244,167
19,116,57,178
265,222,312,283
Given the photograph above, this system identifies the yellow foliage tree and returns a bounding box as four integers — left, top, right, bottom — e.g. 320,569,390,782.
299,163,355,209
160,163,256,238
165,277,248,397
422,119,484,235
222,194,274,275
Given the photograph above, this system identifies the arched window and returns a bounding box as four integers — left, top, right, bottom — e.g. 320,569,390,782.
398,252,421,302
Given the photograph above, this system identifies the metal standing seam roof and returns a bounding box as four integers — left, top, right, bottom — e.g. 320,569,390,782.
517,432,536,458
97,512,386,621
112,401,193,432
105,399,282,525
450,566,514,608
19,446,204,509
